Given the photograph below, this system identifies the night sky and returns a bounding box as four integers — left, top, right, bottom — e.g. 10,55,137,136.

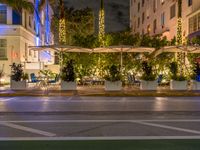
63,0,130,33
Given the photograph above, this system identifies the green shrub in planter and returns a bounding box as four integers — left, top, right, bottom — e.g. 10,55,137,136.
169,61,187,81
61,60,76,82
10,63,24,81
104,64,121,82
141,61,156,81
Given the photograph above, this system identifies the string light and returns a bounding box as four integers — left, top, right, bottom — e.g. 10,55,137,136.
99,0,105,47
59,18,66,44
59,0,66,44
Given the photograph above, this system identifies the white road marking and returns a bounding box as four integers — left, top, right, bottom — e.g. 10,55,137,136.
0,98,16,102
1,119,200,123
134,121,200,135
1,136,200,141
0,122,56,137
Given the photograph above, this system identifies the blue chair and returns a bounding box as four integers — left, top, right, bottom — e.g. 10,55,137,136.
157,74,163,85
29,73,40,83
48,74,60,84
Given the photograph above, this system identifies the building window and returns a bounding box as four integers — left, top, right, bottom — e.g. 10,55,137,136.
41,10,45,25
0,39,7,59
161,12,165,27
161,0,165,5
147,24,150,34
153,0,157,12
146,9,150,19
29,15,32,28
198,13,200,30
134,21,136,32
0,5,7,24
188,12,200,34
142,0,145,7
138,2,140,12
170,4,176,19
138,17,140,28
25,43,28,59
153,19,157,33
34,51,37,58
142,12,145,24
29,49,32,56
188,0,192,7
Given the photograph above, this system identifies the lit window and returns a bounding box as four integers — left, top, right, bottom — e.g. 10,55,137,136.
161,12,165,27
188,12,200,34
0,5,7,24
41,10,44,25
153,0,157,12
0,39,7,58
170,4,176,19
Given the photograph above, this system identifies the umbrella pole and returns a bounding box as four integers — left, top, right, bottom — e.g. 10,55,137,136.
120,51,123,74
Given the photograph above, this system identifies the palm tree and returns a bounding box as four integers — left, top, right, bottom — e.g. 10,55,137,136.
0,0,34,13
99,0,105,47
177,0,182,45
176,0,185,75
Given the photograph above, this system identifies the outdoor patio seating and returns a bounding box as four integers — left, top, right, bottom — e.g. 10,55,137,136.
29,73,40,83
127,73,140,86
48,74,60,84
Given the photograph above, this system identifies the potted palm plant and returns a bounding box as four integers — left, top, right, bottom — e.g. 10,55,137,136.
140,61,157,90
10,63,28,90
169,61,188,90
104,64,122,91
61,59,77,90
191,62,200,90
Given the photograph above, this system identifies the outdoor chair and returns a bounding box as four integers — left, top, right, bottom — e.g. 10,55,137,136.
48,74,60,84
157,74,163,85
127,73,140,86
29,73,40,83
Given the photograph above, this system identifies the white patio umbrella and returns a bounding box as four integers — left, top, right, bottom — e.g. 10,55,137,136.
93,45,155,71
29,45,93,73
29,45,93,53
152,45,200,57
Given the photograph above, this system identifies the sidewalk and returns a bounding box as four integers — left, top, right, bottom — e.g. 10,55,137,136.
0,86,200,97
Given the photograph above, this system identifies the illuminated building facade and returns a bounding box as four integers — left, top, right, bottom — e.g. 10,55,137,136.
130,0,200,40
0,0,54,82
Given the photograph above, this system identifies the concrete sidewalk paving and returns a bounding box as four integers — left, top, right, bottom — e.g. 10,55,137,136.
0,86,200,97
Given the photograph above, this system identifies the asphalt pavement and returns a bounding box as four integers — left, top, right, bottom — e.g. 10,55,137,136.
1,96,200,140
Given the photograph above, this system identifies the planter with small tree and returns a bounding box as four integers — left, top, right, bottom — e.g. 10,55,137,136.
104,64,122,91
169,62,188,90
10,63,28,90
140,61,158,90
61,60,77,90
191,62,200,90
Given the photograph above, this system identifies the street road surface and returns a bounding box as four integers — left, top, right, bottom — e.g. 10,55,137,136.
1,96,200,140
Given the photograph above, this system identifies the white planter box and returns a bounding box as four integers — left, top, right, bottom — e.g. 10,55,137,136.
105,81,122,91
61,81,77,90
11,80,27,90
140,80,157,90
170,80,188,90
191,80,200,90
